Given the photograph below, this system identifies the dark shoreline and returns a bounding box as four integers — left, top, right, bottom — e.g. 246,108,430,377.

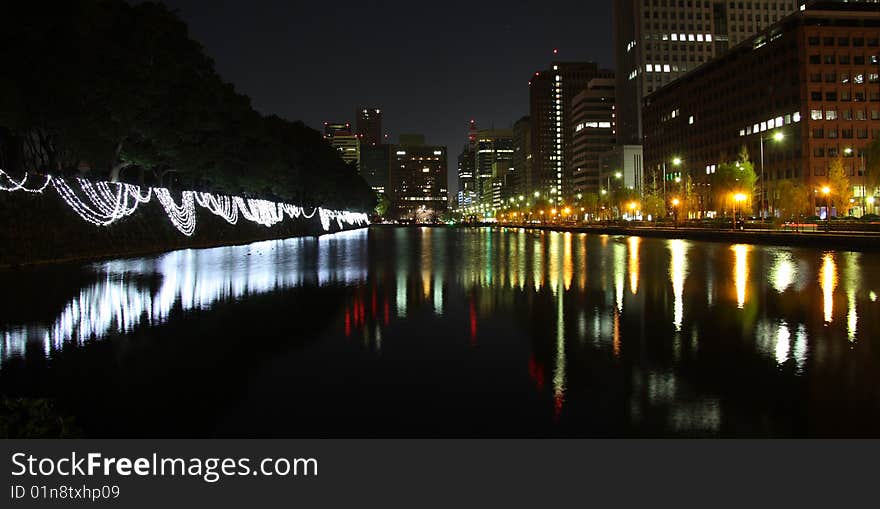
0,191,369,269
0,226,370,270
374,223,880,251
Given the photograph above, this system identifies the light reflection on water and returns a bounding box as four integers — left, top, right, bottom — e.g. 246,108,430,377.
1,230,368,363
2,226,879,436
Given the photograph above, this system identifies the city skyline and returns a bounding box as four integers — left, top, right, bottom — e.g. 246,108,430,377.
161,0,615,198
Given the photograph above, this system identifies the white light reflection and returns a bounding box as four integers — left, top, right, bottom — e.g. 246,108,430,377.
0,231,368,365
732,244,749,309
669,239,689,331
844,252,861,342
769,250,796,293
775,321,791,365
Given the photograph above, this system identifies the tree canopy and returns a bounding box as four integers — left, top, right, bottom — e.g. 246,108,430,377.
0,0,374,210
710,147,758,215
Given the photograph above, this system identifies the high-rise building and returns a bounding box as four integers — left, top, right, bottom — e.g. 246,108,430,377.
388,135,448,221
614,0,805,144
457,145,476,208
474,128,514,208
356,107,383,146
598,145,644,196
360,144,390,194
529,61,612,205
323,121,360,169
570,76,617,195
642,1,880,216
511,116,532,202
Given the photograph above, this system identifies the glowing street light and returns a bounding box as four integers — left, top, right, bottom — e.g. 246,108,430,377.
822,186,832,230
732,192,747,230
671,198,681,228
760,130,785,218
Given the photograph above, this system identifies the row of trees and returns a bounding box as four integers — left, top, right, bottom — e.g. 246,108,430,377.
0,1,374,211
652,146,869,221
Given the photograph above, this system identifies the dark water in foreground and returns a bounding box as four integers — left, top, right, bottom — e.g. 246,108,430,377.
1,226,879,437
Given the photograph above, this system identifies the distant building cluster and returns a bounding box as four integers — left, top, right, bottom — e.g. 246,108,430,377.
323,108,448,222
457,0,880,221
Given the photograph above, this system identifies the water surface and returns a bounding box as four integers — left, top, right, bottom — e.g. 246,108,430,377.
1,227,879,436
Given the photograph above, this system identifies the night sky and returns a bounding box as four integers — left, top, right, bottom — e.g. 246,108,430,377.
162,0,614,196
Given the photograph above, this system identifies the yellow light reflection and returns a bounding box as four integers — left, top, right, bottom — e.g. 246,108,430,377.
732,244,749,309
669,240,689,332
628,237,640,295
578,234,587,291
563,232,573,291
820,253,838,323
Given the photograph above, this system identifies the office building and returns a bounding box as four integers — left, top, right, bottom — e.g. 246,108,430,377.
457,145,476,208
614,0,805,144
389,135,448,221
529,61,612,205
323,121,360,169
474,128,514,208
642,1,880,216
356,107,383,146
511,116,532,201
598,145,644,196
360,144,390,194
570,76,617,195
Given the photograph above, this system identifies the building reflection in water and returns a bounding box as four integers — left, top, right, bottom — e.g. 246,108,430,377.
4,227,879,436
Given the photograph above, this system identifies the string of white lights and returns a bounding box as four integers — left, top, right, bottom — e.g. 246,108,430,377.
0,169,370,234
154,188,197,236
0,170,51,193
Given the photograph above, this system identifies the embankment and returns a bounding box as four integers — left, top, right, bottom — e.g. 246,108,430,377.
375,223,880,251
0,191,367,267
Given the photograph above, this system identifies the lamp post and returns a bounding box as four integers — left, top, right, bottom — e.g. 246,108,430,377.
671,198,680,229
759,131,785,220
733,193,747,231
822,186,831,232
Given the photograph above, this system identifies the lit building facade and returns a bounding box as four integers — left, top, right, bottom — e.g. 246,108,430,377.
388,135,448,221
474,128,514,208
360,144,390,194
457,145,476,208
614,0,805,144
598,145,644,196
529,61,611,205
570,76,617,195
356,107,383,146
643,1,880,216
323,121,360,170
512,116,532,200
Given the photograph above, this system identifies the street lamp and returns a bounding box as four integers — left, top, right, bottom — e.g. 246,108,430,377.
759,131,785,219
671,198,681,228
733,193,747,230
822,186,832,231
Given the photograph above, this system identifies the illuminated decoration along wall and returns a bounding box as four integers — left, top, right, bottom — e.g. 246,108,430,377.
0,170,370,235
